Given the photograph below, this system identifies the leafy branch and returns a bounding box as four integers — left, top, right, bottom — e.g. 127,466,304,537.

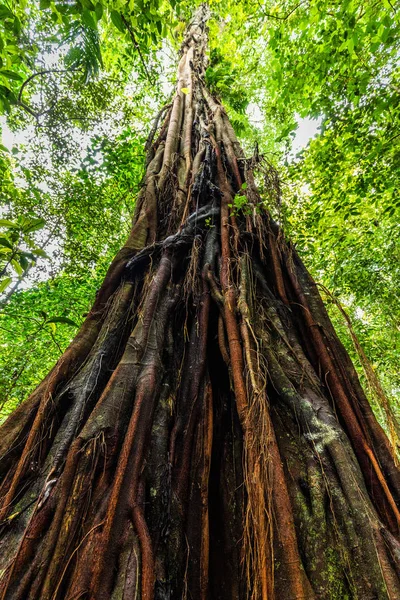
121,14,154,84
256,0,307,21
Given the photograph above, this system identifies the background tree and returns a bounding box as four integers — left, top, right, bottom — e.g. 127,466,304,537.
0,5,400,599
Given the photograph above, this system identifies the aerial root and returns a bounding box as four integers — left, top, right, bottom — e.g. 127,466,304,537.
131,481,155,600
319,283,400,463
237,255,313,600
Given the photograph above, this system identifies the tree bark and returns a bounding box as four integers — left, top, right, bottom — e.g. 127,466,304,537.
1,5,400,599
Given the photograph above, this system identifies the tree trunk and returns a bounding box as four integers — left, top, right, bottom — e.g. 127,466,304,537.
1,6,400,599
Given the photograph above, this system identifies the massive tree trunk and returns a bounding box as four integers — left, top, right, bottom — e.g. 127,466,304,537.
1,6,400,599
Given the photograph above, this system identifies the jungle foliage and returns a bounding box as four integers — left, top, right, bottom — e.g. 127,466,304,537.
0,0,399,431
1,7,400,597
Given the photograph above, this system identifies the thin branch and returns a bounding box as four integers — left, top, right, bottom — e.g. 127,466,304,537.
145,102,172,153
0,226,57,310
17,68,79,120
256,0,307,21
18,68,77,104
121,15,154,84
0,254,16,279
49,330,64,354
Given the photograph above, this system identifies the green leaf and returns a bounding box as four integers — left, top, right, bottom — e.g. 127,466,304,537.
0,276,12,293
0,5,13,19
20,251,35,260
47,316,79,327
0,219,15,228
13,17,21,35
39,0,51,8
241,182,248,190
82,0,96,9
95,3,103,20
55,3,70,14
33,248,50,259
11,258,23,276
19,254,29,271
82,9,97,29
4,46,19,56
110,11,125,33
22,218,45,233
0,236,13,249
0,70,23,81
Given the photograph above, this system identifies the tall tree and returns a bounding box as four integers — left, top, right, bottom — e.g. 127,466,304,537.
1,5,400,599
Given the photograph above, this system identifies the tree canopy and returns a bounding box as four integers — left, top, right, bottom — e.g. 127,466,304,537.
0,0,399,432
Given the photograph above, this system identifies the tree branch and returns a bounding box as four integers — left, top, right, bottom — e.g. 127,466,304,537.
17,68,79,120
121,15,154,84
256,0,307,21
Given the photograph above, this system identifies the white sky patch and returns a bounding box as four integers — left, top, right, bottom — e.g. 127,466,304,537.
1,117,19,151
246,102,263,128
246,105,323,159
354,306,369,324
290,115,322,157
300,182,311,196
154,41,176,99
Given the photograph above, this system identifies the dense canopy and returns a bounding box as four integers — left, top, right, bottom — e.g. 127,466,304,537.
0,1,397,420
0,2,399,599
0,0,398,429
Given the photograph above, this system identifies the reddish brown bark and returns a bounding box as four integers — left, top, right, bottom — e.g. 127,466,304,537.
0,5,399,600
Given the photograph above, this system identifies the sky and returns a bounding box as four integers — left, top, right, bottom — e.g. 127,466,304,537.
291,116,322,154
246,101,322,158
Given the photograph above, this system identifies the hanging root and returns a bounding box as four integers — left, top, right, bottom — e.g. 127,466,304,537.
237,254,273,600
319,283,400,462
183,234,203,303
238,253,312,600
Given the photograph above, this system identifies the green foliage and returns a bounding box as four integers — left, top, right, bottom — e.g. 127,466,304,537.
0,84,150,415
0,274,96,421
0,0,399,431
272,0,400,415
64,22,104,83
0,215,49,293
209,0,400,424
0,0,29,112
0,0,184,117
206,48,249,112
283,158,400,415
228,183,254,216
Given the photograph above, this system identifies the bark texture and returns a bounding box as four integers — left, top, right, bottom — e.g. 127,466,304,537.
1,6,400,599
